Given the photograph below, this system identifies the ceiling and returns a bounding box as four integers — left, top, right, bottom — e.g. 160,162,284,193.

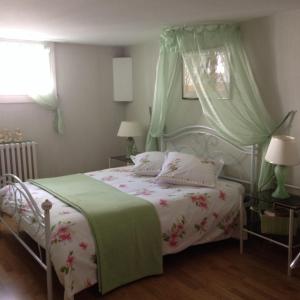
0,0,300,46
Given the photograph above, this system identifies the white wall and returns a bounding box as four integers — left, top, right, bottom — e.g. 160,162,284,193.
124,40,159,151
241,10,300,189
0,43,126,178
124,40,204,152
125,10,300,189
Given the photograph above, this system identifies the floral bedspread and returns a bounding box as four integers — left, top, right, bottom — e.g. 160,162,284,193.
0,166,244,299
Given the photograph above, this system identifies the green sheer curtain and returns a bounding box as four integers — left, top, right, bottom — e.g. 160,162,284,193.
30,43,63,135
146,48,181,150
0,40,63,134
31,92,63,134
146,24,279,190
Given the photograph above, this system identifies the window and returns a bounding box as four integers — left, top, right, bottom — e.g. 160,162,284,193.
182,48,231,100
0,40,54,103
182,59,198,100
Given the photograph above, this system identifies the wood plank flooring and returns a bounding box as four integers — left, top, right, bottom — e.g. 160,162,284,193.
1,222,300,300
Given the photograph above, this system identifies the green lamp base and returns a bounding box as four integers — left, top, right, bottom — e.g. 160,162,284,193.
126,137,138,158
272,165,290,199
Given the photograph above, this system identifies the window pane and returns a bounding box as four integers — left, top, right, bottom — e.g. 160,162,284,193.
0,41,53,96
182,48,231,100
182,61,198,99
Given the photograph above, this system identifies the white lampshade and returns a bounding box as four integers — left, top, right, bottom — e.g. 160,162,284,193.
117,121,143,137
265,135,300,166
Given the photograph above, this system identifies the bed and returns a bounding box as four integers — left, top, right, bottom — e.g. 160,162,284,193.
0,125,258,300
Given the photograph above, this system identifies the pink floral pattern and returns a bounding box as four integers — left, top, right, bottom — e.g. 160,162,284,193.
60,251,75,274
191,193,209,209
51,221,74,244
86,279,92,287
162,216,186,247
213,212,219,219
59,211,71,215
217,211,239,235
159,199,168,207
18,203,30,214
163,158,181,176
134,188,153,196
101,175,117,181
0,165,243,298
219,190,226,200
194,217,208,233
79,242,88,250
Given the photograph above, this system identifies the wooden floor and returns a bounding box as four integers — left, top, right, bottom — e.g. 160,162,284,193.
1,223,300,300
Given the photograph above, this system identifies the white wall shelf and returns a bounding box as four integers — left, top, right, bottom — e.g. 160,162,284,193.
113,57,133,102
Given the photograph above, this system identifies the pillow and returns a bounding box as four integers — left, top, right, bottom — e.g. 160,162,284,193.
131,151,165,176
206,158,224,177
156,152,216,187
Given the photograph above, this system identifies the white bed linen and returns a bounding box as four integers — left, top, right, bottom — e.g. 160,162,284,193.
0,166,244,299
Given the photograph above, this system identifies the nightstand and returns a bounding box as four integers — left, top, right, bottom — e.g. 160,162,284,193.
108,155,133,168
240,190,300,275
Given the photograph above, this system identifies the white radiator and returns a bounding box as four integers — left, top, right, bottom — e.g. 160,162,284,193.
0,141,38,182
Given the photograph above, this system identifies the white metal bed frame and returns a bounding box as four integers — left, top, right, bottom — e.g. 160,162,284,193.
0,125,258,300
160,125,258,194
0,174,53,300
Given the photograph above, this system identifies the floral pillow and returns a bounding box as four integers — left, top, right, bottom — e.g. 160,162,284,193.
131,151,165,176
156,152,217,187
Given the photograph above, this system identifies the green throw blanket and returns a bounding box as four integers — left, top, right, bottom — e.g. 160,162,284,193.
31,174,163,294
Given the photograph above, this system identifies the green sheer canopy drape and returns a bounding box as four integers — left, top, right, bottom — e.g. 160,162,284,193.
146,24,278,190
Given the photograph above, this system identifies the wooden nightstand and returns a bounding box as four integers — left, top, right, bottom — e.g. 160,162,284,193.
108,155,133,168
240,190,300,275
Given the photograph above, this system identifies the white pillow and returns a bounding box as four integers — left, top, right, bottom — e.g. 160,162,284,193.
131,151,165,176
206,158,224,177
156,152,216,187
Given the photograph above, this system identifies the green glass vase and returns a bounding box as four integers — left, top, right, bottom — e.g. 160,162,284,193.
272,165,290,199
126,137,138,158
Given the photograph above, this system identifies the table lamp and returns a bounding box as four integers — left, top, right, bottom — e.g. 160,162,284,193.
117,121,143,158
265,135,300,199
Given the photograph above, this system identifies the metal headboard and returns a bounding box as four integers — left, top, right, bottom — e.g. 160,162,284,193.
159,125,258,195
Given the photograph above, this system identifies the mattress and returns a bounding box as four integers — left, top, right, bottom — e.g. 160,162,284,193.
0,166,244,298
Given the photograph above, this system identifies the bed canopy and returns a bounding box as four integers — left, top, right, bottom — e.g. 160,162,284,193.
146,23,290,191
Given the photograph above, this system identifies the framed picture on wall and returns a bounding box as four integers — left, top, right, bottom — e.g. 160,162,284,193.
182,49,231,101
182,61,198,100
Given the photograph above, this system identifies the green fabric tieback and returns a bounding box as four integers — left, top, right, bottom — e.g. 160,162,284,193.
30,92,64,135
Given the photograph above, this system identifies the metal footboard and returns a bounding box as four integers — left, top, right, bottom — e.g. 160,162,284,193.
0,174,53,300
